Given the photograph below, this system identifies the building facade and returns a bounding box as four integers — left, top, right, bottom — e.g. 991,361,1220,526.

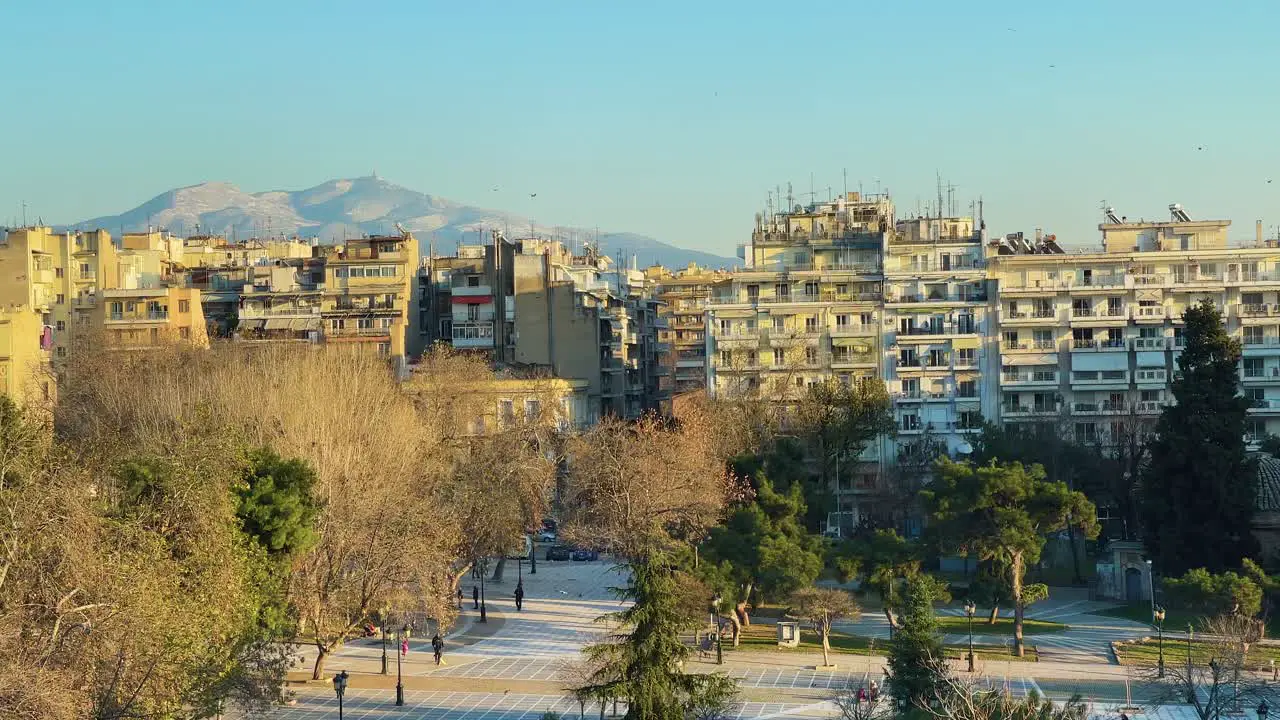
651,264,730,394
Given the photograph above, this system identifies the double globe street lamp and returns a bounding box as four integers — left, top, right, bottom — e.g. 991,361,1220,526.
332,670,349,720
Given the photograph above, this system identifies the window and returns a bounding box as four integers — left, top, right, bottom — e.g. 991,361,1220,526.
860,312,874,326
959,410,981,429
772,316,785,331
1248,420,1268,442
335,267,348,278
805,316,817,333
805,346,817,364
55,293,65,304
80,263,90,275
901,378,920,397
719,350,731,366
1245,327,1264,345
55,346,65,357
956,313,975,334
747,350,757,365
331,318,346,331
1247,388,1266,405
1072,298,1092,316
525,399,541,420
381,266,397,277
148,328,158,344
498,399,515,425
1075,422,1098,443
958,348,976,365
178,299,190,313
467,275,481,287
773,348,785,365
899,348,918,366
1245,358,1265,377
901,414,921,431
1002,330,1019,349
179,327,190,339
775,283,790,299
358,318,375,329
746,284,760,300
836,284,848,295
55,320,65,332
927,349,948,367
467,304,480,322
440,318,452,338
804,281,819,297
55,267,64,278
836,314,850,329
719,319,731,334
958,379,977,398
1107,297,1122,315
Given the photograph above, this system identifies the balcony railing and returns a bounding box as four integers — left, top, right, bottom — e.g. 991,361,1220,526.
108,311,168,322
1132,337,1169,350
1072,338,1126,350
1131,305,1168,320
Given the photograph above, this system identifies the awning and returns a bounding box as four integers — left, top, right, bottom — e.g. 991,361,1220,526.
264,318,291,330
952,337,981,349
1072,353,1128,371
239,319,266,331
1135,290,1164,302
1003,353,1058,366
451,295,493,304
1135,351,1166,367
831,337,872,349
299,318,323,331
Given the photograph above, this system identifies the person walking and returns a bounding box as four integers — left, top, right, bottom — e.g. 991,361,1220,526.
869,680,879,703
457,586,463,610
400,636,409,658
514,581,525,612
473,585,480,610
431,633,444,665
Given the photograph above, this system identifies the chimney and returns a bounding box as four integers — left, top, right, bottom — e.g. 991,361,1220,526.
1258,220,1264,246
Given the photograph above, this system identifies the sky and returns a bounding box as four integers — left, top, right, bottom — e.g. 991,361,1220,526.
3,0,1279,257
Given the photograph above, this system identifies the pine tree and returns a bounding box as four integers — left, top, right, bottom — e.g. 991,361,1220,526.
1142,299,1259,575
886,574,949,711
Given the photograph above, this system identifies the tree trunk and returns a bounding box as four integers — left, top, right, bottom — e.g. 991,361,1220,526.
1011,552,1025,658
491,557,506,582
988,606,999,625
821,622,831,667
736,582,753,627
725,612,743,648
882,607,897,630
312,646,329,681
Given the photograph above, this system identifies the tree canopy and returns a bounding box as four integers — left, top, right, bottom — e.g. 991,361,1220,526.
1142,299,1259,575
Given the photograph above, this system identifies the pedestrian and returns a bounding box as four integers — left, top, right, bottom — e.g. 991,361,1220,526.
457,586,463,610
1272,658,1278,682
431,633,444,665
473,585,480,609
856,687,867,703
869,680,879,702
515,581,525,612
401,636,409,658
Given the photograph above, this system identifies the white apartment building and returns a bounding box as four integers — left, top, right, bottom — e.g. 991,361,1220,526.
988,206,1280,446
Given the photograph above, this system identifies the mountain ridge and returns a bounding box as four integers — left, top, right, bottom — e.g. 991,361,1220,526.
68,176,738,270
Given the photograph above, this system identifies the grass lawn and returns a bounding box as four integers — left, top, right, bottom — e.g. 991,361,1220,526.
720,622,1038,662
1115,638,1280,671
935,615,1067,636
1097,605,1280,637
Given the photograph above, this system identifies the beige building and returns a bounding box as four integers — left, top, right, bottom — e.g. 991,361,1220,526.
988,205,1280,445
652,263,730,394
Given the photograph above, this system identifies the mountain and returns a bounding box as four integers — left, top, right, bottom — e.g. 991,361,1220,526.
69,176,738,269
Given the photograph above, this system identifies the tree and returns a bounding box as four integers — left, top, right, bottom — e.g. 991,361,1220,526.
787,587,859,668
1143,299,1259,575
922,679,1089,720
794,378,895,496
923,458,1099,657
830,528,921,630
236,448,320,559
698,474,823,635
1146,612,1277,720
885,573,949,711
561,414,744,719
1164,568,1263,618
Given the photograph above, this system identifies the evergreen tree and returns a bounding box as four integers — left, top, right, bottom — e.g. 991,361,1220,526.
1142,299,1258,575
886,574,949,711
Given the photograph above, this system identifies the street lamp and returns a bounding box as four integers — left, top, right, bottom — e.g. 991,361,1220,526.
1153,606,1166,678
1187,623,1195,703
395,625,407,706
380,621,389,675
1146,560,1156,621
332,670,348,720
964,600,977,673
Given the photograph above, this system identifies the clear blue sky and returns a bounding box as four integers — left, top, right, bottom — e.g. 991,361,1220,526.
3,0,1278,256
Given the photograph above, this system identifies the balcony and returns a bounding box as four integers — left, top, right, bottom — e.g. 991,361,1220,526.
887,292,988,304
1072,401,1129,416
1001,308,1060,324
1132,337,1170,350
1003,341,1057,352
708,292,880,306
1131,305,1169,321
451,322,494,348
108,310,169,323
1135,368,1168,383
1072,338,1126,351
1237,303,1280,322
1249,399,1280,414
1135,400,1170,414
830,324,876,337
1071,307,1128,323
1002,405,1059,418
1001,372,1059,386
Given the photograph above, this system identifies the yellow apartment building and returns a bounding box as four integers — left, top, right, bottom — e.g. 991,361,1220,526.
652,263,730,394
318,233,419,367
93,286,208,348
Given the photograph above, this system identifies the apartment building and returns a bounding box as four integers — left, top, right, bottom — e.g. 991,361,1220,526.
706,192,891,526
651,264,730,394
988,206,1280,446
406,372,592,436
883,216,997,457
418,233,669,421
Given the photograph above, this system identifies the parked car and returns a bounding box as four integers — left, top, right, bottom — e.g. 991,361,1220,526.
546,545,572,561
570,548,599,562
539,529,557,542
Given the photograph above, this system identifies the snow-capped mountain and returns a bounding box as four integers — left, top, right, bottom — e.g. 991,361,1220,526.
69,176,737,269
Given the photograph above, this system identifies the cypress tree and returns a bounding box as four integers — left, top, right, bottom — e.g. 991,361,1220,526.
1142,299,1259,575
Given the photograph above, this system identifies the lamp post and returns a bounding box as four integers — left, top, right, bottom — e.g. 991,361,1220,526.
395,625,407,706
479,557,488,623
1146,559,1156,621
964,600,976,673
380,622,388,675
1187,623,1195,703
332,670,348,720
1153,606,1166,678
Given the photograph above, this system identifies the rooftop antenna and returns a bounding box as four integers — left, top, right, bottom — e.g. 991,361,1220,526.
945,181,958,216
767,190,774,221
786,182,793,212
842,168,847,197
808,172,816,205
21,200,27,227
935,172,943,220
979,196,985,229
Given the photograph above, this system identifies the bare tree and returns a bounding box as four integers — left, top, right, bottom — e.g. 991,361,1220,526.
787,587,860,669
1143,613,1278,720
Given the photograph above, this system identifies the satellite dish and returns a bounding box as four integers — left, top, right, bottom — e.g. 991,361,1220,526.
956,441,974,455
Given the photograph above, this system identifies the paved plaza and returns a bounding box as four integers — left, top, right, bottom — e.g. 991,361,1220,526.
258,555,1246,719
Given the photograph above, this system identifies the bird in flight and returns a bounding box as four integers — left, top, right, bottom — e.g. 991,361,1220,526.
530,193,538,198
